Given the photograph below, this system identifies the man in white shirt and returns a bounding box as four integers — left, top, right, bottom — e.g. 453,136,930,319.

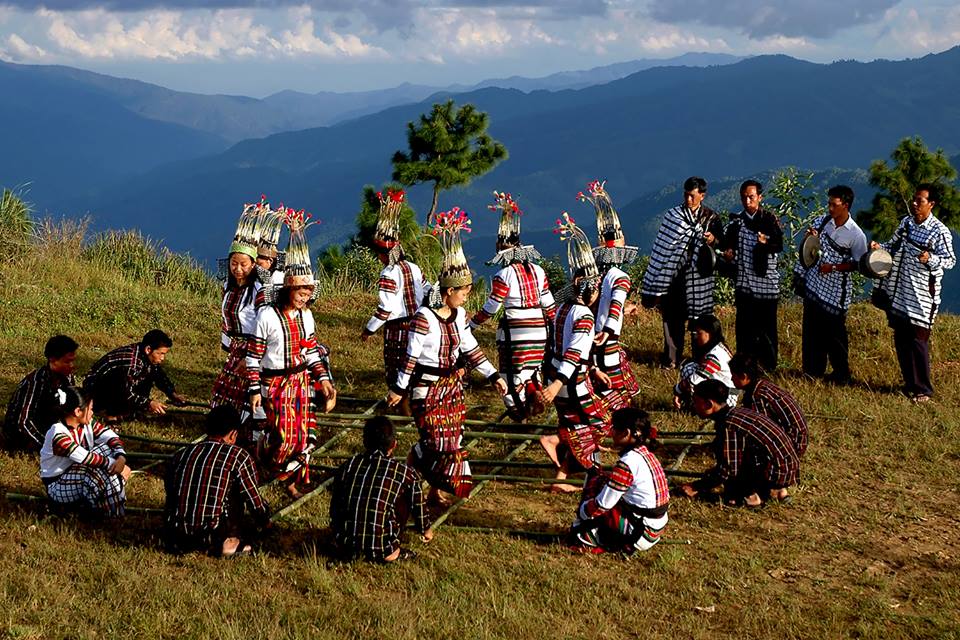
796,185,868,384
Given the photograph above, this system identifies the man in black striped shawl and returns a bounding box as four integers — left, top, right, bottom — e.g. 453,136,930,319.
640,176,724,368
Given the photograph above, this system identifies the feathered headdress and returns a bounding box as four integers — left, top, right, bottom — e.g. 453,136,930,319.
432,207,473,289
282,207,316,288
228,201,260,260
486,190,541,266
555,212,598,280
578,179,638,266
372,188,406,265
254,195,285,260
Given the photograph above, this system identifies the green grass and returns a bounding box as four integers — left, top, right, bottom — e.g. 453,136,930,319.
1,223,960,639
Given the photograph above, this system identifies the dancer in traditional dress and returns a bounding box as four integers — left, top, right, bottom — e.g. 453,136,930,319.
83,329,186,423
539,213,612,493
470,191,555,420
40,387,129,518
210,202,266,437
681,380,798,507
387,207,507,504
673,314,736,410
579,180,640,412
641,176,724,368
247,207,337,498
4,335,78,452
361,189,429,394
253,195,286,286
570,408,669,554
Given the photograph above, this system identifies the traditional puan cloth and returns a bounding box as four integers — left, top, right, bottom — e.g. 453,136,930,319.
877,213,956,397
878,214,956,329
394,307,498,497
4,365,75,451
794,214,868,315
593,268,638,412
82,343,178,419
697,406,799,502
641,203,724,319
675,342,736,407
723,207,784,370
246,208,333,485
572,444,669,553
331,450,430,562
472,192,556,417
164,438,269,551
546,215,610,470
740,379,808,457
40,420,126,517
364,189,430,386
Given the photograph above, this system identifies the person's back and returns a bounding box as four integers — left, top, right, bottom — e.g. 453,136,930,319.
330,417,431,562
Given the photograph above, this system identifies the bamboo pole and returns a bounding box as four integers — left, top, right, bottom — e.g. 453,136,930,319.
468,472,702,484
445,524,692,545
311,420,708,446
131,434,205,476
122,433,193,447
268,399,384,522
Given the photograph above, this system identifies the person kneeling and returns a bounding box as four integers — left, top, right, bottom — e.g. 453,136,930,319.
330,416,432,563
40,387,129,518
164,405,270,557
570,408,670,554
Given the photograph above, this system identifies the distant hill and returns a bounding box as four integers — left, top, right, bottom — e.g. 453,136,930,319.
0,62,226,201
68,48,960,266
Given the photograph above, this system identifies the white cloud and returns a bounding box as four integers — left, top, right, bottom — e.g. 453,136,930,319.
26,7,387,61
3,33,49,59
876,5,960,53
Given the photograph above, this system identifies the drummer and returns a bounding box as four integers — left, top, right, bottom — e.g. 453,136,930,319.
793,185,867,385
870,184,956,403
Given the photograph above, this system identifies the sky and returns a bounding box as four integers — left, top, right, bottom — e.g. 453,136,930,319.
0,0,958,97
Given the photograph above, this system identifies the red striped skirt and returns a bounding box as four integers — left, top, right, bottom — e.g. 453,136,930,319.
410,372,472,497
554,377,610,470
597,342,639,412
210,339,249,414
259,369,314,485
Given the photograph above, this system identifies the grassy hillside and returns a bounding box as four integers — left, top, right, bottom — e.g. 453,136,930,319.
1,224,959,639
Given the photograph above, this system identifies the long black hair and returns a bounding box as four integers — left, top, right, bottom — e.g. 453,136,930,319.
56,386,91,421
690,314,725,361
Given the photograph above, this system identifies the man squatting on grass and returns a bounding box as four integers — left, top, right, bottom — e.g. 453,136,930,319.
164,405,269,557
4,335,79,452
330,416,433,563
82,329,187,423
681,380,799,507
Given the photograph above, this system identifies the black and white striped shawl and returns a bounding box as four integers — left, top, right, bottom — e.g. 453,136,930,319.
879,215,956,329
641,205,722,319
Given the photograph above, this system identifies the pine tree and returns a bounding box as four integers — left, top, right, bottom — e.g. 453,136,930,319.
856,136,960,238
392,100,508,225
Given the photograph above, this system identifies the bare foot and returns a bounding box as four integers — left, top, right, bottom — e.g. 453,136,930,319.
550,483,580,494
679,483,698,498
744,493,762,507
221,537,252,557
286,483,304,499
539,434,561,468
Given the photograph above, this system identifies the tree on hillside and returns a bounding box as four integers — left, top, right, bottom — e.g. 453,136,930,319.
392,100,508,225
856,136,960,238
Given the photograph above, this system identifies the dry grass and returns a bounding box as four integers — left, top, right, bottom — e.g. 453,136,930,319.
1,229,959,639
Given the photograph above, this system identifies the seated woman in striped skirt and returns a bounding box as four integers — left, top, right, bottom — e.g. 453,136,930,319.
39,387,130,518
673,313,737,410
387,208,507,505
570,408,670,554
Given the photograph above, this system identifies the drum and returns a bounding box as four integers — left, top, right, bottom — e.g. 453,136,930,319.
799,234,820,269
859,247,893,279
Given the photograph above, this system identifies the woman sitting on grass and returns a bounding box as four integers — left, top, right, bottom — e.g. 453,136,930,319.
39,387,130,518
570,408,669,554
673,313,736,410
